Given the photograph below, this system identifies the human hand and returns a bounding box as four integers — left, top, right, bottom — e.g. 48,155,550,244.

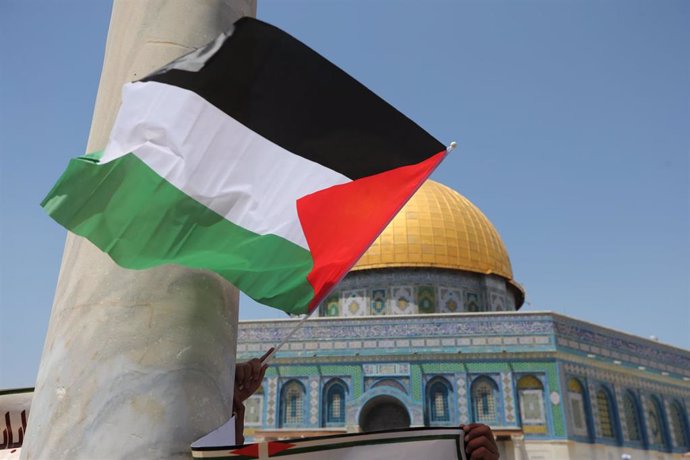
234,348,273,402
460,423,499,460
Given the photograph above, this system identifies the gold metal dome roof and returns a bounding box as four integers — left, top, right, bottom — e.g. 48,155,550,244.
353,180,516,282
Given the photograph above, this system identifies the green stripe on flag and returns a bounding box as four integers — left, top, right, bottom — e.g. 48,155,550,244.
42,153,314,314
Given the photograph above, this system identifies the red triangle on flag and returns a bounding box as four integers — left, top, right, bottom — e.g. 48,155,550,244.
230,444,259,458
267,441,295,455
229,441,295,458
298,150,446,311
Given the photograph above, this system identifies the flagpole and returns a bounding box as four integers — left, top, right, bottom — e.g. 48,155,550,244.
261,312,315,365
22,2,256,459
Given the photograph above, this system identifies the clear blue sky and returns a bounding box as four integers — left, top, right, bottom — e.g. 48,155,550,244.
1,0,688,389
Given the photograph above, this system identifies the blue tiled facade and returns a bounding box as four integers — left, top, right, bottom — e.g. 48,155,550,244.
237,312,690,455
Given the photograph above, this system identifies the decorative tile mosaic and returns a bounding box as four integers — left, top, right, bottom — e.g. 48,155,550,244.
238,313,556,343
562,363,690,399
664,398,680,448
266,377,277,426
417,285,436,314
643,395,666,448
391,286,415,315
439,287,462,313
309,377,319,425
420,362,464,374
554,319,690,373
457,374,469,424
502,372,516,424
318,366,362,399
369,378,409,394
614,385,627,439
235,310,690,443
363,363,410,377
411,365,423,400
490,292,505,311
323,294,341,317
545,365,564,436
588,381,601,438
342,289,367,316
370,289,387,315
465,291,480,312
640,395,652,443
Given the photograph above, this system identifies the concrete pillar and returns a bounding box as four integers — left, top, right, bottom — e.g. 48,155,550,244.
22,1,256,459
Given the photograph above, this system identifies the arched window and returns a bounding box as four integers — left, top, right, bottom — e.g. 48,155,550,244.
471,376,498,424
245,386,264,426
567,378,589,437
280,380,305,427
596,387,616,439
426,377,452,424
646,396,667,448
323,379,347,426
517,375,546,434
669,400,689,449
622,391,642,442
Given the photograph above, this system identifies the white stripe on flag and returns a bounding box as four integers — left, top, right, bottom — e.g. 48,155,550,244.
101,81,351,249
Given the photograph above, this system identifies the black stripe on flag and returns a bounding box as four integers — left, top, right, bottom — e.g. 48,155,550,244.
142,17,444,180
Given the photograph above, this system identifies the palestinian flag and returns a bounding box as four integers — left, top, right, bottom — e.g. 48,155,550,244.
42,17,447,315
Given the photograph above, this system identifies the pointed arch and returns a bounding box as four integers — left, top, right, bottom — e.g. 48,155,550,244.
517,375,546,434
595,386,617,440
646,395,668,449
622,390,642,443
280,380,306,427
359,395,411,432
426,376,452,424
669,399,689,450
567,377,589,437
322,378,348,426
471,376,499,424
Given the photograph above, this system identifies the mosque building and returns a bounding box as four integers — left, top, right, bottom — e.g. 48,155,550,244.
237,180,690,459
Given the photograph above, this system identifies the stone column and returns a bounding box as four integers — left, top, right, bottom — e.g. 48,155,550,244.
22,1,256,459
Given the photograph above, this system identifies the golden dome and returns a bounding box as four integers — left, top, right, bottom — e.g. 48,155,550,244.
353,180,516,282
